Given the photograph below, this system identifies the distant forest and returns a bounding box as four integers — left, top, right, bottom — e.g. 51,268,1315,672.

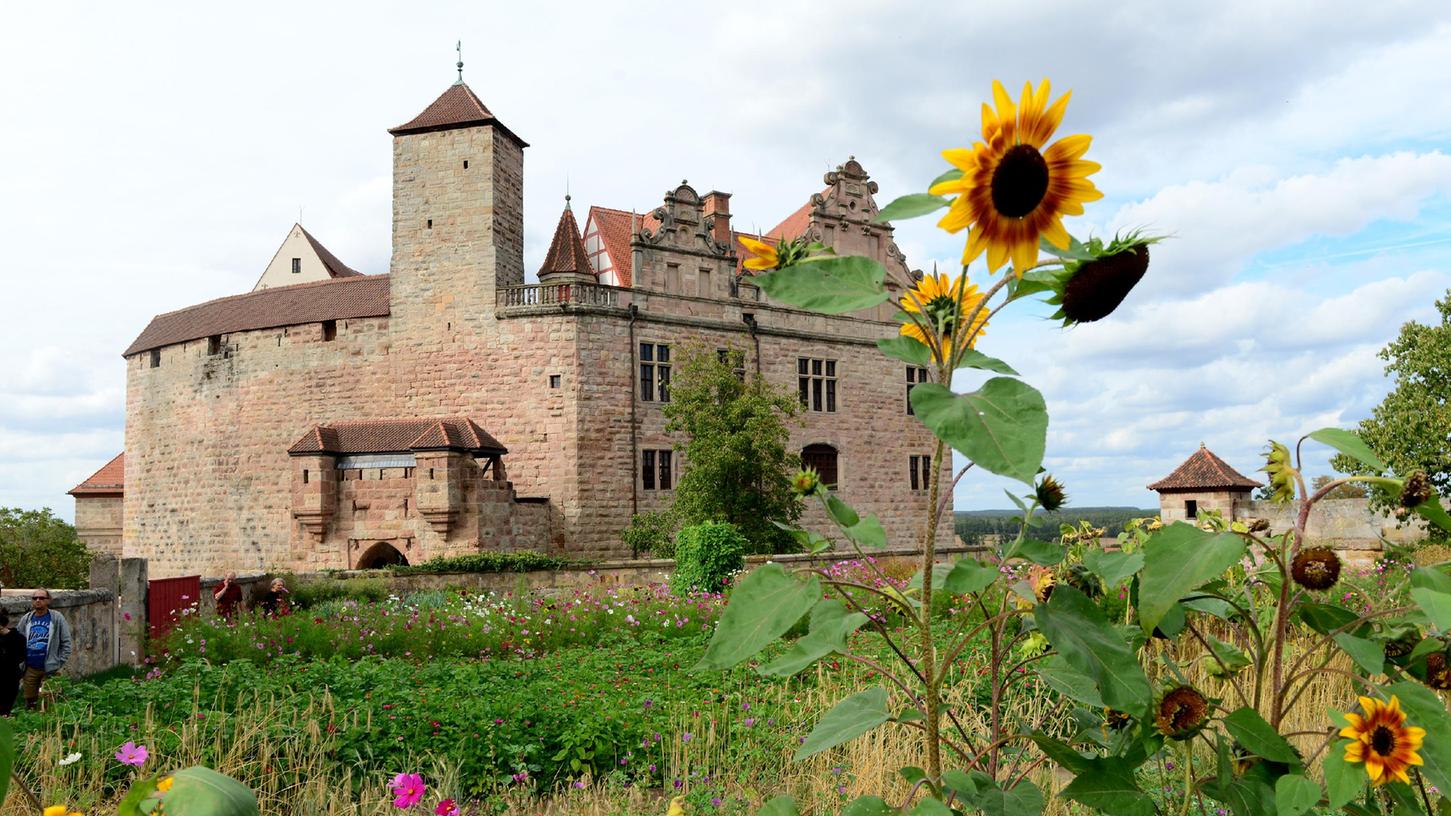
954,506,1156,544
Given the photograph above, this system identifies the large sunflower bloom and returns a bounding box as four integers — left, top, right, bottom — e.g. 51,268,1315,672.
738,235,780,272
1340,695,1425,786
899,272,987,362
931,79,1103,276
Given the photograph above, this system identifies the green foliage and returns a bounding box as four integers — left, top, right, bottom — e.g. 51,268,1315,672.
669,521,747,594
1033,586,1151,717
663,345,804,554
287,576,390,608
388,551,575,575
0,506,91,589
909,379,1048,485
620,510,677,558
1136,523,1245,633
754,256,889,314
155,767,260,816
955,507,1154,542
758,599,868,677
793,686,891,760
0,717,12,807
695,563,820,671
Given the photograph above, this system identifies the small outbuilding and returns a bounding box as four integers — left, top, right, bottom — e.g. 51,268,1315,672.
1148,444,1263,524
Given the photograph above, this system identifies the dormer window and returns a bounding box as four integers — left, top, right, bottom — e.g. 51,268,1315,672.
291,257,301,274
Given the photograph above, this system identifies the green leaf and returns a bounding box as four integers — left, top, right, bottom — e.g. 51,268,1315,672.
942,769,977,799
1333,633,1386,674
876,336,933,367
758,795,801,816
1387,682,1451,793
844,514,888,549
910,379,1048,485
943,559,998,595
873,193,949,223
1410,588,1451,631
0,718,12,808
1201,634,1252,678
1035,586,1151,717
1322,742,1365,810
1223,708,1301,765
1274,774,1321,816
1007,538,1065,566
1059,760,1156,816
826,494,860,527
909,798,952,816
929,168,963,188
756,256,888,314
1035,654,1105,708
1201,769,1276,816
1028,734,1095,774
1298,602,1361,635
157,767,260,816
1307,428,1387,473
759,599,869,677
1138,523,1246,634
974,778,1044,816
955,349,1019,375
843,797,896,816
118,778,160,816
794,687,892,760
696,564,822,671
1412,565,1451,594
1415,498,1451,534
1084,549,1145,587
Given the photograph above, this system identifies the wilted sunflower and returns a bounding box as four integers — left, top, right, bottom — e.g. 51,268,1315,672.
1424,652,1451,690
1035,475,1068,512
898,272,988,361
1028,565,1056,604
1290,547,1342,591
1400,471,1433,509
1103,708,1133,731
1260,441,1297,505
1156,685,1209,740
931,79,1103,276
1341,695,1425,786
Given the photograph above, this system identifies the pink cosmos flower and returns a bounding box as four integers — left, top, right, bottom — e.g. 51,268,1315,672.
434,799,459,816
114,742,149,767
390,773,426,809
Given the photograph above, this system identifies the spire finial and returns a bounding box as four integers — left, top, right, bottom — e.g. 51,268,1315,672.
455,41,464,84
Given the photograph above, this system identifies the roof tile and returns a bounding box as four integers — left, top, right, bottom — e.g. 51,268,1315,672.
538,203,595,278
287,417,506,456
388,82,527,146
1148,446,1263,491
68,452,125,496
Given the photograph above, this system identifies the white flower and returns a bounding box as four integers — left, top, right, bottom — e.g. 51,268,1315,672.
59,752,83,766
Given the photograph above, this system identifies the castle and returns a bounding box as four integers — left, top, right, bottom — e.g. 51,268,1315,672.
68,77,951,578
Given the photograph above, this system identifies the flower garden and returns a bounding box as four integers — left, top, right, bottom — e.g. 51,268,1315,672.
6,77,1451,816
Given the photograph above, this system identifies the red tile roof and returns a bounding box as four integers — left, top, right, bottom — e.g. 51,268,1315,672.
299,225,362,278
1148,445,1263,491
69,452,124,496
388,82,528,147
538,202,595,278
124,275,389,357
585,206,659,288
288,418,506,456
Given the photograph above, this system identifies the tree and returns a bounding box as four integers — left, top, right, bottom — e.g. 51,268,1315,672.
1333,290,1451,507
0,507,92,589
1310,474,1367,500
662,345,803,554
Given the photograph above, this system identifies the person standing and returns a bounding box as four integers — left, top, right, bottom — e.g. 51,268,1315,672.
0,609,26,716
18,589,72,711
213,571,243,619
260,578,291,618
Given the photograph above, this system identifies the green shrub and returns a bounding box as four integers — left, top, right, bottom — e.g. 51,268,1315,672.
289,577,390,608
0,507,91,589
388,551,574,575
621,511,677,558
670,521,747,595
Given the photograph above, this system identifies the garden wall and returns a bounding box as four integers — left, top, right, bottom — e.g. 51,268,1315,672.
0,587,119,676
1248,498,1427,565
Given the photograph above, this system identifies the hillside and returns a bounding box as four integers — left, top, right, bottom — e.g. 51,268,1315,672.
954,506,1156,543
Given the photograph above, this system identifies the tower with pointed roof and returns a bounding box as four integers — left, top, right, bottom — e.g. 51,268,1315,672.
537,197,597,286
1148,444,1264,525
388,74,528,340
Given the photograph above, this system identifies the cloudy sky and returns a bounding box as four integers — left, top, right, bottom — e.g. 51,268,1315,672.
2,1,1449,520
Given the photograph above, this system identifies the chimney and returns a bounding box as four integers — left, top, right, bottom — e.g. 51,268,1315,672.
703,190,732,244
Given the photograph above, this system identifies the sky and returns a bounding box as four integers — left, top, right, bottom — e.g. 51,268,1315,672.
1,1,1449,521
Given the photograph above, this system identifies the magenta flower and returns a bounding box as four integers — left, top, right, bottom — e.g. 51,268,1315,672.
434,799,459,816
114,742,148,767
390,773,426,809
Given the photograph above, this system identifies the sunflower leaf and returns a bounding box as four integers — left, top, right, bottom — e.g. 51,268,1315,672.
696,564,822,671
1321,744,1365,810
1039,234,1095,261
1035,586,1151,717
794,687,892,760
756,256,888,314
929,168,964,189
1137,523,1245,634
876,336,933,367
873,193,949,224
1223,708,1300,766
955,349,1019,375
909,379,1048,485
1306,428,1387,473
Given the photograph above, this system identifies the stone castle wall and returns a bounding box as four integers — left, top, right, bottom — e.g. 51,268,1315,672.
74,494,123,555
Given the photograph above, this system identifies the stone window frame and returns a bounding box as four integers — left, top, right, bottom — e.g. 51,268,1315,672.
639,342,671,403
802,443,839,489
642,448,674,491
909,454,932,491
549,374,562,389
797,357,837,413
905,366,928,415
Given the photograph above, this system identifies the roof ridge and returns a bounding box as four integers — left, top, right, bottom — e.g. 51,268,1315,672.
298,225,361,278
145,274,384,322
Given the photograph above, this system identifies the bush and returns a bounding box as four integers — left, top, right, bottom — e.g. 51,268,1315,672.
621,511,677,558
388,551,574,575
288,577,390,608
0,507,91,589
670,521,747,595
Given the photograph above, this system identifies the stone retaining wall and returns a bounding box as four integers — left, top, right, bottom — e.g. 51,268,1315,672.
0,588,119,677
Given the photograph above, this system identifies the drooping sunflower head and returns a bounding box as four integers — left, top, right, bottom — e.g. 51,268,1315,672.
1028,565,1056,604
1290,547,1342,591
1340,695,1426,786
1399,471,1433,509
898,271,988,362
1103,707,1134,731
1039,231,1161,325
1424,651,1451,690
1260,441,1297,505
1155,685,1210,741
1035,474,1068,512
931,79,1103,277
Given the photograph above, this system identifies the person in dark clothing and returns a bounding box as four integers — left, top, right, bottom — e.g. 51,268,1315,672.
0,609,25,716
213,571,243,619
259,578,291,618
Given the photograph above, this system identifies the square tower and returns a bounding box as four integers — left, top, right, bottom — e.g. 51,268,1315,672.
388,82,527,340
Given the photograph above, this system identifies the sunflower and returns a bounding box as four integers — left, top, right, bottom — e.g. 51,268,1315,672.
1155,685,1209,741
1028,565,1056,604
931,79,1103,276
1341,695,1425,786
1290,547,1342,591
899,272,988,362
738,235,780,272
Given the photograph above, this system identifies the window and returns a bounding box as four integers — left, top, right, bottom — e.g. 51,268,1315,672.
640,343,671,402
698,269,712,297
302,469,310,484
1185,500,1198,519
797,358,837,412
322,320,337,341
207,335,221,356
291,257,301,274
802,444,839,489
427,219,433,229
716,348,746,381
909,455,932,491
549,374,562,389
906,366,928,414
149,349,161,369
463,160,469,169
642,449,673,490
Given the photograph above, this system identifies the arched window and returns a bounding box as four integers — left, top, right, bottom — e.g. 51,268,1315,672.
356,541,409,569
801,444,839,489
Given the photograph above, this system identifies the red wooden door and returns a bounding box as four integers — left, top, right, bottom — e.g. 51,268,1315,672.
147,575,201,640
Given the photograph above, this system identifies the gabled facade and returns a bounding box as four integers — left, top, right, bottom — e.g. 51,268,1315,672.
96,78,952,578
253,224,362,291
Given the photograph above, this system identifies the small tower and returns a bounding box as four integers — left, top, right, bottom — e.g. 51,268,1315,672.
537,197,597,286
1148,444,1263,524
388,70,528,340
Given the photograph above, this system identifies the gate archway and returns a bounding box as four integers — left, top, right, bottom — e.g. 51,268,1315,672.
355,541,409,569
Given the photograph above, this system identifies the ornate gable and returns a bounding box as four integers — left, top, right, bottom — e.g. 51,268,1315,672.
639,182,733,258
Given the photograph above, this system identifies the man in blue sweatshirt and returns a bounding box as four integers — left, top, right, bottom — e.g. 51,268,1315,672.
17,588,72,710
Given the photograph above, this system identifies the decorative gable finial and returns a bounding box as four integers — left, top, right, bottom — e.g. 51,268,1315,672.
455,41,464,84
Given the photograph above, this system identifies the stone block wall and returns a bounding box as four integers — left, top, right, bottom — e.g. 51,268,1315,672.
74,494,124,555
1,588,119,677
